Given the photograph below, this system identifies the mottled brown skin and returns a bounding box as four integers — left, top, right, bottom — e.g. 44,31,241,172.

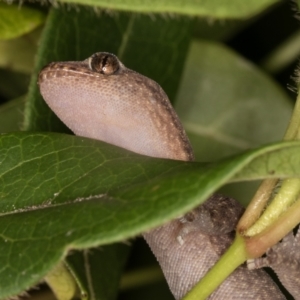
145,195,285,300
39,52,296,299
248,229,300,299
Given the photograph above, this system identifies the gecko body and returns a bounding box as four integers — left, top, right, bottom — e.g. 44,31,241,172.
39,52,297,299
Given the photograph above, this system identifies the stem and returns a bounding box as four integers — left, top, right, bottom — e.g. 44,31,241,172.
246,196,300,257
182,234,247,300
247,178,300,236
238,90,300,234
238,179,278,230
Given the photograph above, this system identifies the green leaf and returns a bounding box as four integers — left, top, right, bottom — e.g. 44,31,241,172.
0,97,25,133
0,3,45,40
57,0,279,19
66,245,130,300
0,28,40,73
175,40,292,162
193,19,246,41
1,132,300,297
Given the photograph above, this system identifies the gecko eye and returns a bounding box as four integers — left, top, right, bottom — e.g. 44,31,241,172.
89,52,120,75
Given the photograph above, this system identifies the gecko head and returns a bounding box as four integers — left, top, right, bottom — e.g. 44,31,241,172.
38,52,194,161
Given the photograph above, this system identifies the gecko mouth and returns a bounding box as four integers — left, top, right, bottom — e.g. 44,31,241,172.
38,61,102,84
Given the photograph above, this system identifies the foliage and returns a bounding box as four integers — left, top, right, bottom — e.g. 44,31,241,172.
0,1,299,299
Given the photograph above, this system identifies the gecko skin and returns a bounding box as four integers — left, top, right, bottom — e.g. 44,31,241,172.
39,52,296,299
248,229,300,299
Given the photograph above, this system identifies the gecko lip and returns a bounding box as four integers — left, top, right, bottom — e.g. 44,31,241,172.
38,61,102,84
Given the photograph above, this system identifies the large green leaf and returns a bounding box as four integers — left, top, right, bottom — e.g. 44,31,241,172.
1,132,300,297
175,40,292,162
57,0,279,19
0,3,45,40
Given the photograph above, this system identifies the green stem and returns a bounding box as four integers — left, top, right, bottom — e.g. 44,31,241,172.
238,179,278,230
246,196,300,257
247,177,300,236
182,234,247,300
238,90,300,234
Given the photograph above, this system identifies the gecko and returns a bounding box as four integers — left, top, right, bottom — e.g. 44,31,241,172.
38,52,299,299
